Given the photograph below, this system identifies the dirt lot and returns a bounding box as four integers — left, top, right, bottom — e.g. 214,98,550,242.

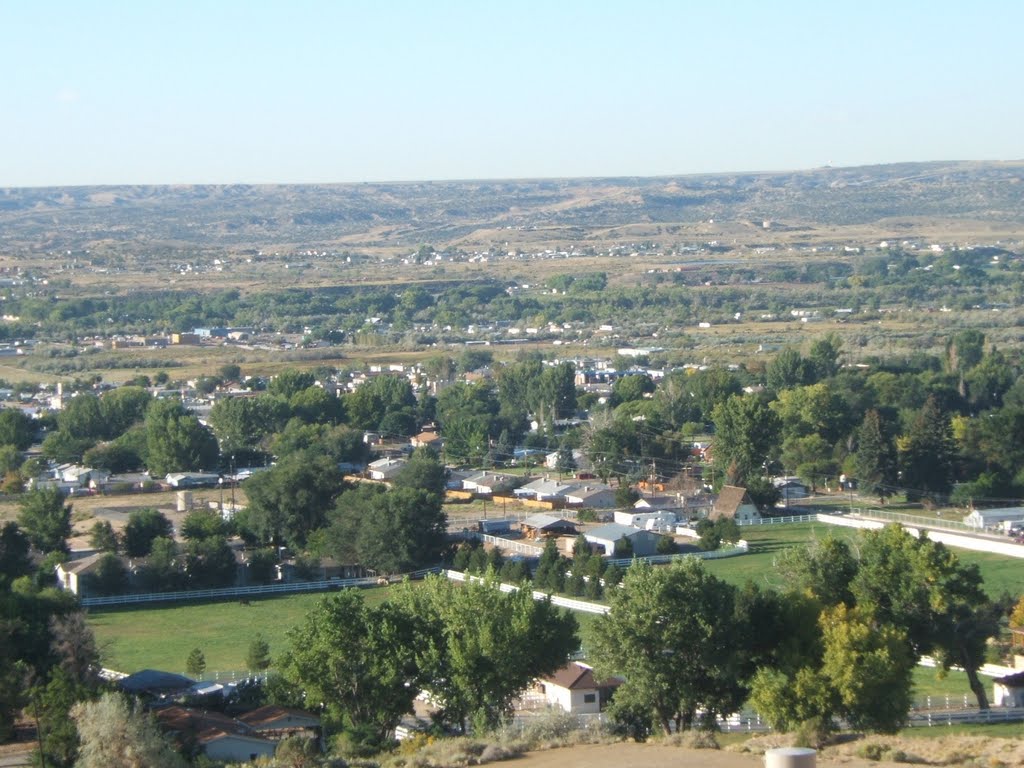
511,742,874,768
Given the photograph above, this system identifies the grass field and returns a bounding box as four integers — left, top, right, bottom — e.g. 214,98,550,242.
89,586,394,675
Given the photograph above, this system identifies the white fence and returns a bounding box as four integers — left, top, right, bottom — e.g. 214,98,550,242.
80,567,441,607
814,513,1024,559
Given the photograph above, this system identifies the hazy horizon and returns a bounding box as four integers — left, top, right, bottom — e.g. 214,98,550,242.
3,1,1022,187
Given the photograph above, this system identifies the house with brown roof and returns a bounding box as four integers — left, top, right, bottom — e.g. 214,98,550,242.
237,705,322,741
710,486,761,523
156,705,277,762
536,661,620,714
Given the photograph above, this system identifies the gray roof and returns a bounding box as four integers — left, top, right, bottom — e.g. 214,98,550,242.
119,669,195,693
586,523,650,541
521,513,576,530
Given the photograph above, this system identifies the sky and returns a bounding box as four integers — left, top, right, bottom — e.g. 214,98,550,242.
1,0,1022,187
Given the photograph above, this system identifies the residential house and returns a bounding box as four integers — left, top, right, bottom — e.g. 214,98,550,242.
55,552,110,595
156,706,277,763
614,509,678,531
410,430,443,450
564,484,617,509
710,486,761,523
237,705,322,741
585,523,663,557
367,457,407,481
536,661,620,714
165,472,221,489
462,471,521,496
773,476,810,505
513,477,583,502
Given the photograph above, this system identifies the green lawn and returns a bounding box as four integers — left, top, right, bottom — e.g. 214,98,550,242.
88,586,393,676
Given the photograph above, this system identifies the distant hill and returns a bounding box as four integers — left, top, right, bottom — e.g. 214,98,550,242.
1,160,1022,251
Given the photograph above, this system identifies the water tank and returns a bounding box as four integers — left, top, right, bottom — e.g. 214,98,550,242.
765,747,816,768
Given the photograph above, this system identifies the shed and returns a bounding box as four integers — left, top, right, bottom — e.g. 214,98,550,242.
520,514,577,539
585,523,663,557
993,670,1024,707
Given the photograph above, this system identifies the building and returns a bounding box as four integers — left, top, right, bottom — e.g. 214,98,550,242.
367,457,407,481
519,514,578,540
584,523,663,557
992,670,1024,707
536,661,620,714
564,484,617,509
710,486,761,523
964,506,1024,532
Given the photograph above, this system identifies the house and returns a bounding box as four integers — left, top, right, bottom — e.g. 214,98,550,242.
536,661,620,714
237,705,322,741
635,493,714,520
614,509,678,531
544,448,591,472
992,670,1024,707
411,430,442,450
156,706,277,762
513,477,583,502
964,506,1024,531
520,514,578,540
563,484,617,509
773,476,809,505
710,486,761,523
584,523,663,557
55,552,109,595
165,472,221,488
367,457,407,481
462,471,521,496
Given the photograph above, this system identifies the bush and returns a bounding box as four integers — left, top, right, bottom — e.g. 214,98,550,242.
792,716,831,749
856,742,886,761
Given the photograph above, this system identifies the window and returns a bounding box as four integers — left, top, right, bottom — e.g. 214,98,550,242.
583,693,596,704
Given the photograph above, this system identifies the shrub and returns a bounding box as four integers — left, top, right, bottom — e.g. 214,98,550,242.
856,742,886,761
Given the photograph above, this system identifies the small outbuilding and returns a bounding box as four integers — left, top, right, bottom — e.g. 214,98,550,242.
537,661,620,714
993,670,1024,707
585,523,663,557
520,514,578,540
710,486,761,523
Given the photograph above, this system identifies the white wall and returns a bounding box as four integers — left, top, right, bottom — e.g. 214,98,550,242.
815,514,1024,559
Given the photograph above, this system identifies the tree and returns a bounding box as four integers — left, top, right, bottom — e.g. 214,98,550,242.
88,553,128,596
0,408,34,450
808,333,843,380
122,509,172,558
0,521,32,585
99,386,152,436
179,507,225,541
329,485,447,573
851,525,998,709
246,634,271,672
776,535,857,607
899,395,955,503
50,611,101,689
820,604,915,733
767,348,812,390
244,452,345,547
391,446,446,497
88,520,119,553
278,590,420,749
71,692,186,768
18,487,72,554
344,375,416,431
853,409,898,502
208,394,288,455
711,394,781,486
144,399,219,476
182,537,237,589
555,441,577,477
591,559,746,734
27,668,89,768
186,648,207,678
268,369,317,399
393,574,578,732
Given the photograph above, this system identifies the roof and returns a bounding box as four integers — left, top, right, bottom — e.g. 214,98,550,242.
541,661,621,691
968,507,1024,520
237,705,321,729
521,513,576,530
567,484,614,501
713,485,754,517
119,669,195,693
994,671,1024,687
586,523,649,541
60,551,108,575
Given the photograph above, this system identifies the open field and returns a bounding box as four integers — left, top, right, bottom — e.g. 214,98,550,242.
88,585,395,675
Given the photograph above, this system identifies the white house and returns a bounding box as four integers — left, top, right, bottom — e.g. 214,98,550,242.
614,509,678,531
514,477,583,502
564,484,617,509
367,457,407,481
710,486,761,523
537,662,618,714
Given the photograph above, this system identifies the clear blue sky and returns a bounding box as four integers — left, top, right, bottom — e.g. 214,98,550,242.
2,0,1021,186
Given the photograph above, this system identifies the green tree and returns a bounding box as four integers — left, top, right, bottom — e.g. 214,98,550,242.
179,507,225,541
592,559,746,734
820,604,915,733
344,375,416,431
767,347,811,390
0,521,32,585
267,369,316,399
182,537,237,588
99,386,152,436
711,394,781,486
88,553,128,596
208,394,289,455
27,668,89,768
144,399,219,476
808,333,843,380
122,508,172,558
71,692,186,768
394,573,578,732
186,647,207,678
244,452,345,547
0,408,34,450
899,395,955,503
278,590,420,748
853,409,898,502
88,520,118,553
246,634,272,672
776,535,857,608
391,446,446,497
18,487,72,554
